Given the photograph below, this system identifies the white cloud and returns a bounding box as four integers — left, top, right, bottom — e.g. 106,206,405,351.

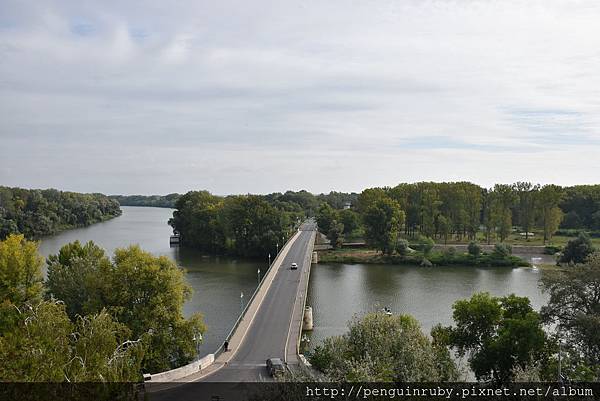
0,0,599,194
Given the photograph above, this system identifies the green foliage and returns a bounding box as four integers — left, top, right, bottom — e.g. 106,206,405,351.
492,243,512,258
538,185,564,243
0,234,43,305
363,197,405,255
541,253,600,370
309,313,458,382
0,301,144,381
327,220,344,249
468,241,482,257
316,203,337,234
170,191,297,258
109,193,180,208
559,232,595,264
338,209,360,235
445,292,547,383
0,186,121,240
46,240,112,319
46,242,206,373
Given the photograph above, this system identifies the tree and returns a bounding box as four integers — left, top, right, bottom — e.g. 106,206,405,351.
339,209,360,236
541,253,600,374
420,188,441,237
0,234,43,305
310,313,457,382
445,292,547,383
515,182,539,240
363,198,405,255
437,215,450,244
327,220,344,249
316,203,337,235
538,185,564,244
490,184,517,242
0,301,144,382
46,243,206,373
46,240,112,319
559,233,595,265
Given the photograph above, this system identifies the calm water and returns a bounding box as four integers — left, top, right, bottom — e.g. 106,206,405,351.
305,263,547,350
38,206,548,358
38,206,261,357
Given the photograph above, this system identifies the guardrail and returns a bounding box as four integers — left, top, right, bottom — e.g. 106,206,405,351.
213,227,301,359
145,224,304,383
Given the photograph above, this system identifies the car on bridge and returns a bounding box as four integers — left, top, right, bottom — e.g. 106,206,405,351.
291,262,298,270
266,357,285,377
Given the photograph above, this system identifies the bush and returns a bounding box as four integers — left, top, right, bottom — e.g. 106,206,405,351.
559,233,595,265
468,241,482,257
492,243,512,258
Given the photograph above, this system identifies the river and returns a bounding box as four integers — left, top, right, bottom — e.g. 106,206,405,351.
37,206,547,358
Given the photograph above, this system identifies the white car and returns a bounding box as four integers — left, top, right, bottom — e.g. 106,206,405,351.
291,262,298,270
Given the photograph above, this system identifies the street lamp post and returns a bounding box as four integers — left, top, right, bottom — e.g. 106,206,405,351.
240,291,244,312
257,268,261,284
276,242,279,254
268,253,271,267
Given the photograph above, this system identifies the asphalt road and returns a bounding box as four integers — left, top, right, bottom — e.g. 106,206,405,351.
149,222,316,400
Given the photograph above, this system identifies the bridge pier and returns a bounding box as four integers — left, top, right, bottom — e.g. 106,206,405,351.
312,251,318,263
303,306,313,331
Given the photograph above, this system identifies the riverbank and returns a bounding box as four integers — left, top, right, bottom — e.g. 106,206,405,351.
317,248,530,267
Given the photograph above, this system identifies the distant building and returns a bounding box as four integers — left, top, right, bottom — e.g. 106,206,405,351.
343,202,351,210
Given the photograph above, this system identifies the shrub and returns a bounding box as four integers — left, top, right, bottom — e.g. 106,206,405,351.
492,243,512,258
559,233,595,265
468,241,482,257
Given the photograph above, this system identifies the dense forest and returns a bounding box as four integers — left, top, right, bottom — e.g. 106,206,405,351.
109,193,181,208
0,187,121,240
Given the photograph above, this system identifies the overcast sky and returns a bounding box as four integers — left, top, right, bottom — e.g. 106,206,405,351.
1,1,599,195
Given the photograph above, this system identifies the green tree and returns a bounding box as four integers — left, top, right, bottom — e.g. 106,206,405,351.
310,313,457,381
0,301,144,382
46,240,112,319
316,203,337,235
541,253,600,373
0,234,43,305
559,232,595,265
538,185,564,244
437,215,450,244
515,182,539,240
445,292,547,383
363,198,405,255
46,243,206,373
327,220,344,249
490,184,517,242
339,209,360,236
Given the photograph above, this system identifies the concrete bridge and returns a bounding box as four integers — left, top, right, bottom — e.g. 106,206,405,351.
146,220,317,397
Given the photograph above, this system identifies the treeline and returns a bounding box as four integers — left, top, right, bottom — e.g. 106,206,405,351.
0,186,121,239
315,183,600,252
109,193,181,208
0,234,205,382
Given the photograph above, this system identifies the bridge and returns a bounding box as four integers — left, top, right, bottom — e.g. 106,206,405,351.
146,220,317,398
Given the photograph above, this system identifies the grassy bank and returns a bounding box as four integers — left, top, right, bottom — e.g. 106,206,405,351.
318,248,530,267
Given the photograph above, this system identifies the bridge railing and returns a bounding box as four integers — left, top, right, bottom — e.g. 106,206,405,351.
213,226,303,359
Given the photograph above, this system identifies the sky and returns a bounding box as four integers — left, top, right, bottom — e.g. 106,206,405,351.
1,0,599,195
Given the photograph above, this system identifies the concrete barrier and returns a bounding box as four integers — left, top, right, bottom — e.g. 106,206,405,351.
146,354,215,382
